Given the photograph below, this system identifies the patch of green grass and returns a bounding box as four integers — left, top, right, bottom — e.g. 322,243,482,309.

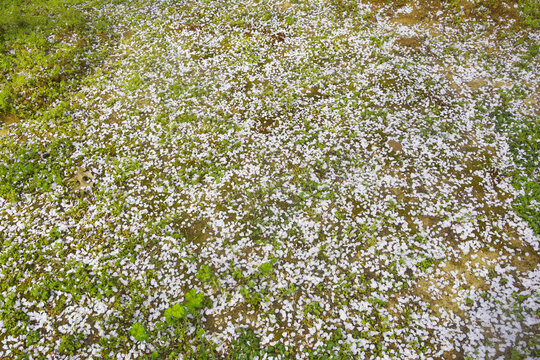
230,327,263,360
0,138,73,201
230,327,289,359
329,0,360,20
304,301,323,317
418,258,435,272
490,97,540,235
306,328,353,359
518,0,540,28
58,332,85,355
0,0,86,38
258,261,274,277
0,0,117,117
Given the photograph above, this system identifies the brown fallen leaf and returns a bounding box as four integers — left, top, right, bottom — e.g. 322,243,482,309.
68,167,95,191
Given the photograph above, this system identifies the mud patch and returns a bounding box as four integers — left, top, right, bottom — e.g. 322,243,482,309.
420,215,440,229
396,36,423,50
391,3,430,26
0,114,18,137
386,0,521,30
413,250,500,318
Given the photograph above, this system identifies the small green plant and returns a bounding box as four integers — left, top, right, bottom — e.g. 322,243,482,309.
418,258,434,272
164,303,186,324
197,264,220,288
126,74,144,91
240,284,262,308
129,322,148,342
285,15,296,25
402,308,413,326
230,327,262,360
25,330,40,347
231,265,245,282
509,348,525,360
304,301,322,317
58,332,85,355
280,284,296,298
370,34,390,48
184,288,205,314
258,262,273,277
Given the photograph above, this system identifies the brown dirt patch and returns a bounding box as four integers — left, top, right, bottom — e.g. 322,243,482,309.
383,0,521,29
387,139,404,153
396,36,423,49
524,94,539,114
414,246,540,322
420,215,441,229
413,249,501,318
391,3,431,26
0,114,18,137
1,113,18,125
479,0,521,24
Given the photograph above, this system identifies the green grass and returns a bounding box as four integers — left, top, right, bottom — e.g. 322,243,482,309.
518,0,540,28
0,138,73,201
0,1,538,359
0,0,114,117
490,88,540,235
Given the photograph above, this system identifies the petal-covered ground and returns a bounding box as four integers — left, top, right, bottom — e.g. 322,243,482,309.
0,0,539,359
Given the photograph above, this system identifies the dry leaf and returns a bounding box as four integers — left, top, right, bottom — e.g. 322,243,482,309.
68,167,95,191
